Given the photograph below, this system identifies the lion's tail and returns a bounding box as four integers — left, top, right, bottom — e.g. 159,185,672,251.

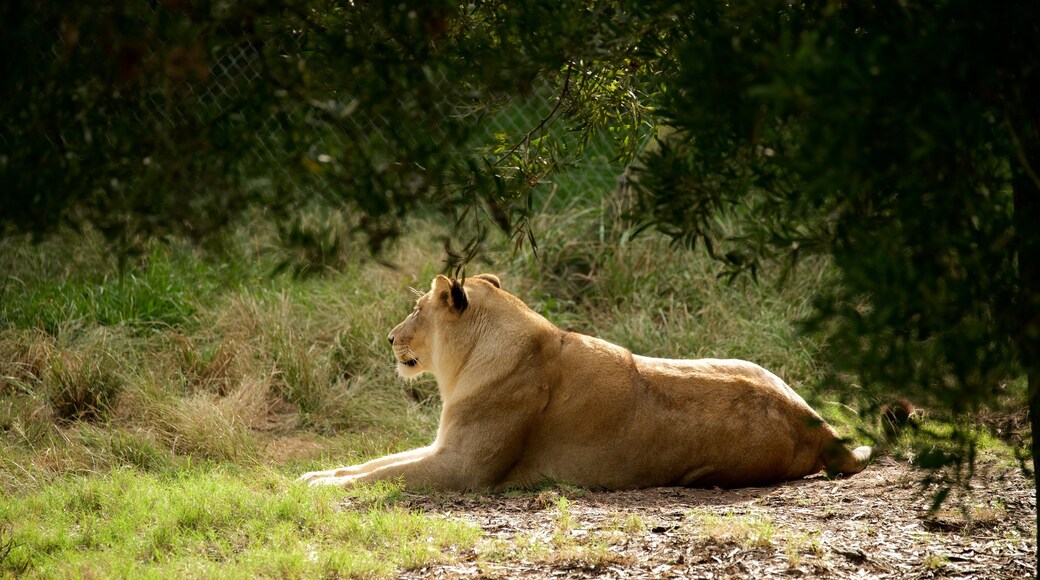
822,440,873,476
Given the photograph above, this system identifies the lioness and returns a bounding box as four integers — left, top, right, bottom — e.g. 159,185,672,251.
300,274,872,490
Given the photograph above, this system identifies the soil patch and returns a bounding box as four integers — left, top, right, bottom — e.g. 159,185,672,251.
389,457,1035,578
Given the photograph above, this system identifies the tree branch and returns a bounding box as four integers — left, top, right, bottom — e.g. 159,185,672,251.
495,64,573,166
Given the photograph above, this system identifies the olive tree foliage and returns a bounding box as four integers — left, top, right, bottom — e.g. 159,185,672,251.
635,0,1038,466
0,0,658,255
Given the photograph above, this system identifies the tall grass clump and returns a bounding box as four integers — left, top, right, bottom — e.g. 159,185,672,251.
44,345,123,423
0,328,125,423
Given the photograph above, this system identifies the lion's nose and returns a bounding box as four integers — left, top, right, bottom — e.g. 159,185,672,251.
387,334,395,345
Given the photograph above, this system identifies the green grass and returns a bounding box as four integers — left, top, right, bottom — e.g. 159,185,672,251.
0,194,1029,576
0,468,478,578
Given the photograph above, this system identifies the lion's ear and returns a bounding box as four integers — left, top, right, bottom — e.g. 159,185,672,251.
449,279,468,313
431,275,468,313
431,275,451,296
474,273,501,289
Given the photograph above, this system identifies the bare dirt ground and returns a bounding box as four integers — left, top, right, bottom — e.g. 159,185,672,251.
390,457,1035,579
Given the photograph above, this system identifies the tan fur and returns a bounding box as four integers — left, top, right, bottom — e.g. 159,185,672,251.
299,274,872,490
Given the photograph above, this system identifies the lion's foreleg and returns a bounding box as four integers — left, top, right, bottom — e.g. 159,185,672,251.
304,448,491,491
297,445,435,484
331,450,477,490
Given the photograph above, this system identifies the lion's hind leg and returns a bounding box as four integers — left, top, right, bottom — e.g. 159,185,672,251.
822,440,873,476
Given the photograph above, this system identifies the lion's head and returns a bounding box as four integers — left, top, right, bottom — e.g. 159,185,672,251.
387,273,502,380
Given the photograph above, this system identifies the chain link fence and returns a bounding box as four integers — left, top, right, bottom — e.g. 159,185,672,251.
169,29,631,206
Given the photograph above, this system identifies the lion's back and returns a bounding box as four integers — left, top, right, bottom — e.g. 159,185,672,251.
509,348,836,488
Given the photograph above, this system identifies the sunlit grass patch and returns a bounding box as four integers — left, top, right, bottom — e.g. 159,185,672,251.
688,508,777,549
0,469,479,578
605,511,647,535
921,551,949,571
888,416,1024,471
475,498,632,570
783,530,823,568
540,496,633,568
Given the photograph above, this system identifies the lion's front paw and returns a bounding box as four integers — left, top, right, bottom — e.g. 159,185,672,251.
303,474,359,487
297,466,363,484
297,470,337,484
